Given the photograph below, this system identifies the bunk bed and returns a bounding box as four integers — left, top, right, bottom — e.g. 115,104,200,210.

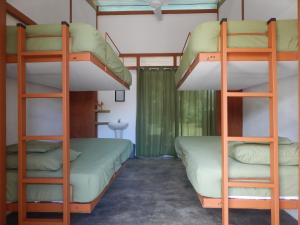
175,18,300,225
6,138,133,213
6,22,132,90
176,19,298,90
3,21,132,225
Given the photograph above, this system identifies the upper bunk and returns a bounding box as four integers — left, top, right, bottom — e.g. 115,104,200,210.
176,19,298,90
5,22,132,91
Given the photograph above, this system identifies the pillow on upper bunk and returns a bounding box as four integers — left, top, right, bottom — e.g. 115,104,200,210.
7,141,61,154
229,141,298,166
6,148,81,171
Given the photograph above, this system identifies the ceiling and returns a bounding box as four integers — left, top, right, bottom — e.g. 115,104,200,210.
93,0,225,12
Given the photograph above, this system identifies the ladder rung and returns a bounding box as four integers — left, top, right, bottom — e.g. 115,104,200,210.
229,178,271,182
23,218,63,225
22,177,64,184
21,50,63,57
228,181,274,188
22,93,63,99
227,48,272,53
22,136,64,141
227,92,273,98
227,137,273,143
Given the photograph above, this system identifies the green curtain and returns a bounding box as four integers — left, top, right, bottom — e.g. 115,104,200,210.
136,67,217,157
136,67,177,157
176,91,217,136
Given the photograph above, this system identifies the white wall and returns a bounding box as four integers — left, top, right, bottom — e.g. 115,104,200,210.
219,0,242,20
97,70,137,144
6,14,20,25
245,0,297,20
7,0,69,24
219,0,297,21
6,78,62,145
243,76,298,141
98,13,217,53
72,0,96,27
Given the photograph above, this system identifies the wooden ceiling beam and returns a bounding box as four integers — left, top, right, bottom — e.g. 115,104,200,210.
6,2,36,25
97,9,217,16
119,53,182,58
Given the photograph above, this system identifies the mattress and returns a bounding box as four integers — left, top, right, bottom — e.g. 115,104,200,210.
7,138,133,203
6,23,132,86
175,20,298,84
175,136,298,199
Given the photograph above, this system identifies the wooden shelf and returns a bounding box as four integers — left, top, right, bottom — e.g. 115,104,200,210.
95,122,109,126
95,109,111,113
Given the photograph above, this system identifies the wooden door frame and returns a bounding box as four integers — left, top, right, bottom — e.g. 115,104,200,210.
0,0,6,225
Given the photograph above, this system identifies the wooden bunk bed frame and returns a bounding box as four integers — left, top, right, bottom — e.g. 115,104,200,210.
0,11,131,224
176,3,300,225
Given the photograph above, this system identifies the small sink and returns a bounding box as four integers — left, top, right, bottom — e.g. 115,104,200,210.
108,122,128,130
108,122,128,139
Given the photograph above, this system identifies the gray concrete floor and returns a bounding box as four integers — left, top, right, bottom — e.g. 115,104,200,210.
7,159,297,225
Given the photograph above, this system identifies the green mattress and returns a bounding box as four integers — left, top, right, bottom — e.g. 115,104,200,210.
6,23,132,86
7,138,133,203
175,136,298,198
176,20,298,84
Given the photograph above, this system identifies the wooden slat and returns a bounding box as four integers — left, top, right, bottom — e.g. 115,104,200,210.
228,136,273,143
228,181,274,188
22,178,63,184
22,51,63,57
227,92,272,98
6,3,37,25
0,1,6,224
22,93,63,99
23,93,63,99
23,218,63,225
22,136,63,141
227,48,272,53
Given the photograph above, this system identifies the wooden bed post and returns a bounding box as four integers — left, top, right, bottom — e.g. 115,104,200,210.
16,22,71,225
62,21,71,225
0,0,6,225
220,18,229,225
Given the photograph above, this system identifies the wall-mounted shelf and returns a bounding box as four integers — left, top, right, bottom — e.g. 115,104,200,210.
95,122,109,126
95,109,111,113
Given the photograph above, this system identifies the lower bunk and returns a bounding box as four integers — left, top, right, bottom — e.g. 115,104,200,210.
6,138,133,213
175,136,299,210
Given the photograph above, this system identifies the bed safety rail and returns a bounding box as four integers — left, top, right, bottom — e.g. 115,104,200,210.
181,32,191,57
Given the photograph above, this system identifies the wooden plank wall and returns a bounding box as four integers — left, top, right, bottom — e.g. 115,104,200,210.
0,0,6,224
70,92,98,138
216,91,243,136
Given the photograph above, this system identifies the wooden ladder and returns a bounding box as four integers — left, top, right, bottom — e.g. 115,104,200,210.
220,18,280,225
17,22,71,225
